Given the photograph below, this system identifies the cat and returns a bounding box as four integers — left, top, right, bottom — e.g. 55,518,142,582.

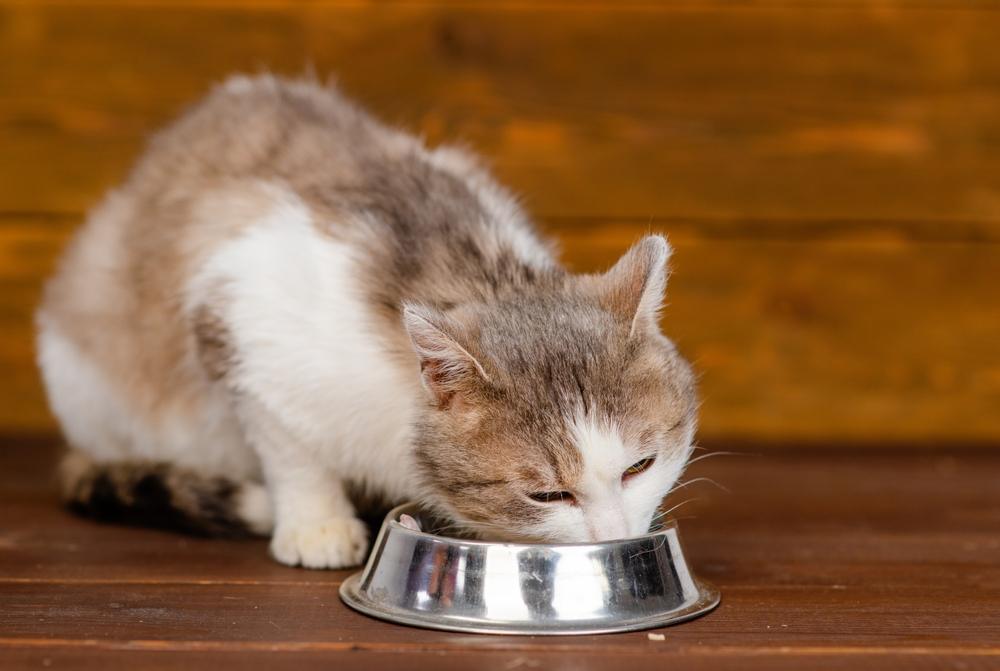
36,74,698,569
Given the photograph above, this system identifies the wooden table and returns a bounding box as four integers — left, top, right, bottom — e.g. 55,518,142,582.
2,438,997,670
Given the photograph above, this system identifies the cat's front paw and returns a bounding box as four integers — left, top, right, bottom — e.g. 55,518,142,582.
270,517,369,569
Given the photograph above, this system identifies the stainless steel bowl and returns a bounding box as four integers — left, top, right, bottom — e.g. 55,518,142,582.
340,503,719,635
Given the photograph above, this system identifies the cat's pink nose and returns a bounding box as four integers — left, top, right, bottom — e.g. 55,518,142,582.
585,508,629,542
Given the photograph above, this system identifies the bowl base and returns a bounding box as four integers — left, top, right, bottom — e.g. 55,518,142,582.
339,572,720,636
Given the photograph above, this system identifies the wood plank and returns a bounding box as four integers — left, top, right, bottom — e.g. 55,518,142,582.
0,498,335,586
2,3,1000,222
4,216,999,444
1,580,997,649
1,440,998,666
0,440,1000,669
10,0,1000,8
21,650,1000,671
1,647,996,671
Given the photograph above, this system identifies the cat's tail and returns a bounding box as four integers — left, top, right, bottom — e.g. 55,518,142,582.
58,451,274,538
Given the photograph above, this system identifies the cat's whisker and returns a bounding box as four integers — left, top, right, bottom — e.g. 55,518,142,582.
429,518,512,539
654,497,701,522
669,476,730,495
684,450,746,467
666,514,700,524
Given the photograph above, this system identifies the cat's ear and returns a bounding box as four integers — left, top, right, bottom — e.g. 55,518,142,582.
597,235,671,337
402,304,489,408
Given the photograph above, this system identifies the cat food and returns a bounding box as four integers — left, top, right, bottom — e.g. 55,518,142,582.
398,513,421,531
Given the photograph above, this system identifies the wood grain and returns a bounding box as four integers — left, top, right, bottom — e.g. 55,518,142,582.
2,647,996,671
2,0,999,445
1,439,998,669
2,2,1000,222
4,215,998,444
1,582,998,646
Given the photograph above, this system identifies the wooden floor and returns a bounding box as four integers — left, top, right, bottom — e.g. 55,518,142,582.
1,438,998,670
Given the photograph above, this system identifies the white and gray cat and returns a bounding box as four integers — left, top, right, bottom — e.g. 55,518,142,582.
37,75,697,569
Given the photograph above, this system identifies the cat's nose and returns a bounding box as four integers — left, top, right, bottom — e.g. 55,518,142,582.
585,506,629,542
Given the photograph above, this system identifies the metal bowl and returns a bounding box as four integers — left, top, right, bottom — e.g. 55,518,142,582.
340,503,719,635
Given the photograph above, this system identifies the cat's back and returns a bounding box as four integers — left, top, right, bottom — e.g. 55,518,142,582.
39,74,548,356
35,74,555,486
34,75,388,467
39,75,393,336
128,74,396,200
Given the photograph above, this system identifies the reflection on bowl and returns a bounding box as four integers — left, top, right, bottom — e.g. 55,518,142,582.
339,503,719,635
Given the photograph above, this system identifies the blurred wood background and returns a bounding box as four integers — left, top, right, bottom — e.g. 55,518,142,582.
1,0,998,448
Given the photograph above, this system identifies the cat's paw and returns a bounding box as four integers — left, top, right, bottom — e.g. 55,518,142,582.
270,517,369,569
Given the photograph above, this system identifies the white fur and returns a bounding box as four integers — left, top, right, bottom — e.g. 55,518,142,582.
236,481,275,535
36,323,252,479
186,187,422,566
222,75,255,94
36,187,252,479
571,414,632,541
530,409,689,542
37,326,132,463
187,190,420,494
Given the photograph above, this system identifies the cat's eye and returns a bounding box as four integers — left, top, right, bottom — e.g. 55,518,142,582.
528,490,575,504
623,457,655,478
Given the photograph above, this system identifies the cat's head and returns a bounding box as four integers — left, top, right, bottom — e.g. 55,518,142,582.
404,235,697,542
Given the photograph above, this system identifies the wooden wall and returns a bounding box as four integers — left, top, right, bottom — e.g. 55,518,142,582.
2,1,998,448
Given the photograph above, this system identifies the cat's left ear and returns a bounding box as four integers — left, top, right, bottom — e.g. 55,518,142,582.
596,235,672,337
402,304,490,409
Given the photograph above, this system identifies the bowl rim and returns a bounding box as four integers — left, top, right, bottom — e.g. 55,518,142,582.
382,501,680,550
342,502,721,635
340,571,720,636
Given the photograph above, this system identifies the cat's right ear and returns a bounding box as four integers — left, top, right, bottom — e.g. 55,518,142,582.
402,304,489,409
595,235,672,337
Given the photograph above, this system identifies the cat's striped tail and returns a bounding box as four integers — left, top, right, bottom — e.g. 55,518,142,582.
58,451,273,538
